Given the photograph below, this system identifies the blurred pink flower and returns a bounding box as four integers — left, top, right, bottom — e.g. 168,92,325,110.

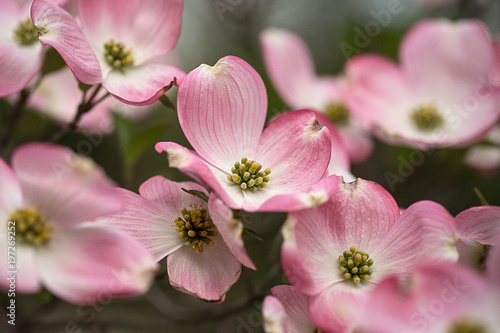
0,0,44,97
281,177,457,332
97,176,255,302
0,143,157,304
29,67,156,133
345,19,500,148
31,0,185,105
464,126,500,173
156,56,338,212
262,285,317,333
260,28,373,163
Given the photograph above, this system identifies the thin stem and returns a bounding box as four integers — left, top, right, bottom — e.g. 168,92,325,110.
0,89,30,155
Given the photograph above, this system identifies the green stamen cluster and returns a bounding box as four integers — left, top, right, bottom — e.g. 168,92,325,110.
173,206,217,253
227,157,271,191
324,103,350,126
104,39,134,71
14,18,39,46
411,105,444,132
448,320,487,333
8,207,53,246
338,246,373,284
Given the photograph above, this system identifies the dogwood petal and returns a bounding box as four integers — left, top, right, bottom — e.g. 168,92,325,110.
208,194,255,269
254,110,331,191
262,296,286,333
177,56,267,169
401,20,494,104
32,0,102,84
486,234,500,282
155,142,243,209
11,143,122,227
456,206,500,245
77,0,182,65
270,285,316,333
0,44,43,98
103,62,185,105
38,224,157,304
167,236,241,302
96,188,184,261
260,28,322,109
0,244,41,293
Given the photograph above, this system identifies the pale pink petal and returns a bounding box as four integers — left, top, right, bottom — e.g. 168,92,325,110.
96,188,184,261
254,110,331,191
262,296,286,333
103,62,185,105
177,56,267,168
167,237,241,302
155,142,244,209
486,234,500,282
77,0,182,65
464,145,500,173
308,289,367,333
0,44,43,98
270,285,316,333
208,194,255,269
373,201,457,282
38,224,158,304
139,176,207,216
337,122,374,164
456,206,500,245
0,244,41,294
260,28,322,109
32,0,102,84
11,143,122,227
401,20,495,104
0,159,23,223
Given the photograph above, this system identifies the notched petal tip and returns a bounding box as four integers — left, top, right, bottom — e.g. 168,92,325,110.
303,117,324,141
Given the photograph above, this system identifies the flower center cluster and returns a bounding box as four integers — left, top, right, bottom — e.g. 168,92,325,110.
14,18,39,46
448,320,487,333
173,206,217,253
104,39,134,71
227,157,271,191
411,105,444,132
324,103,350,126
8,207,53,246
338,246,373,284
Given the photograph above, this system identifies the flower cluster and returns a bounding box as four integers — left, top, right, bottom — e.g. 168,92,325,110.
0,0,499,332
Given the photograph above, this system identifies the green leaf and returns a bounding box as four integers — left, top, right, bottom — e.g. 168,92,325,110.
181,188,209,202
78,82,93,93
242,228,263,242
41,47,67,75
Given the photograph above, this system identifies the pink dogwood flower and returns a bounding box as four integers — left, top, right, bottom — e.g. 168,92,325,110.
0,0,44,97
97,176,255,302
345,19,500,148
281,177,458,332
260,28,373,163
156,56,338,212
262,285,317,333
0,143,157,304
31,0,185,105
360,246,500,333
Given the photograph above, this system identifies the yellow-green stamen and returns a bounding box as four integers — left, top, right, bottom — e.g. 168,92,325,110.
227,157,271,191
104,39,134,71
411,105,444,132
173,205,217,253
448,320,487,333
14,18,39,46
338,246,373,284
324,103,350,126
8,207,53,246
